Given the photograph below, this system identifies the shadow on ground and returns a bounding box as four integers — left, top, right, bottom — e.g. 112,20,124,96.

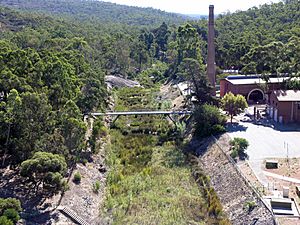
226,122,248,133
229,115,300,132
0,167,60,224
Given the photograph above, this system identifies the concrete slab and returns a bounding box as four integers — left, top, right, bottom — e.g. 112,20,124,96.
227,121,300,161
227,110,300,187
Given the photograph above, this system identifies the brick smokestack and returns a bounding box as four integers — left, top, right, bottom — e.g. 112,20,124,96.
207,5,216,95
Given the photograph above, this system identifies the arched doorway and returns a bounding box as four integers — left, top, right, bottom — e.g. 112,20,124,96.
247,89,265,103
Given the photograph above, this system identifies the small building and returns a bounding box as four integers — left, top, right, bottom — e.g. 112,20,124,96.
220,75,290,104
269,90,300,123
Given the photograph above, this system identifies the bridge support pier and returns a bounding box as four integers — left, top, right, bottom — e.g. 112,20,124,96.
112,115,120,125
167,115,177,129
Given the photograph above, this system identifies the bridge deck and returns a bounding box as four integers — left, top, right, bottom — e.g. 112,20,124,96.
91,110,192,116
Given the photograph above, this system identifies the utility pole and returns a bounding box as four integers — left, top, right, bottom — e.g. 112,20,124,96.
284,141,290,170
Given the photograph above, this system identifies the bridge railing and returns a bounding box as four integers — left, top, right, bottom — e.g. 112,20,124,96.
89,110,193,117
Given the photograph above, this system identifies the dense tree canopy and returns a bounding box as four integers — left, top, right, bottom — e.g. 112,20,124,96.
0,0,187,27
0,0,299,196
0,1,196,198
213,0,300,74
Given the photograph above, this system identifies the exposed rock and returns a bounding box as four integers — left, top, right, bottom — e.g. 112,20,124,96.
105,75,140,89
193,134,275,225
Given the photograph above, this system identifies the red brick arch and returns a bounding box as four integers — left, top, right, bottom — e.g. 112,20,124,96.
247,88,265,102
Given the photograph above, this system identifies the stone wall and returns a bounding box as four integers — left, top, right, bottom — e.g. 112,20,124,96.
193,135,275,225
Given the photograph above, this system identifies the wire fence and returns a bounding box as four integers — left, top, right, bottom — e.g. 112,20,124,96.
212,135,278,225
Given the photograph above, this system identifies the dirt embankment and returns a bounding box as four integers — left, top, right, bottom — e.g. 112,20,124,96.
52,146,108,225
160,81,274,224
191,134,275,225
0,135,109,225
160,83,185,110
50,97,115,225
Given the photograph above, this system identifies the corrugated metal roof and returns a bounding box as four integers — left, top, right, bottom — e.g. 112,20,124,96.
274,90,300,102
226,77,289,85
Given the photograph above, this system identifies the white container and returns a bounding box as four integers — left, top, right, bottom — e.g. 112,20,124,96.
283,186,289,198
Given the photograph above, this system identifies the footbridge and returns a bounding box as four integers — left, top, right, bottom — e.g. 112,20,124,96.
88,110,192,127
90,110,192,117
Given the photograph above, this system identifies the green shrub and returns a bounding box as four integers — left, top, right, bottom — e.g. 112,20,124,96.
99,126,108,137
230,149,238,159
244,201,256,213
92,181,101,193
0,199,21,224
44,172,64,190
20,152,67,191
194,104,226,138
0,198,21,215
82,158,88,165
90,120,108,153
211,124,226,135
230,137,249,160
92,120,107,138
73,172,81,184
3,209,20,223
230,138,249,151
61,180,70,192
0,216,13,225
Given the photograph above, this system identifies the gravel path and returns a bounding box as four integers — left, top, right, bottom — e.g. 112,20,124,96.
264,171,300,184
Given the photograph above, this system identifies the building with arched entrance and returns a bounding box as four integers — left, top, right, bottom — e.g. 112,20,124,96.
269,90,300,123
220,75,290,104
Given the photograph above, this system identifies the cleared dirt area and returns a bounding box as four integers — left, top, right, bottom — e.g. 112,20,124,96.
264,157,300,204
277,216,300,224
159,82,190,110
238,161,266,195
50,145,108,225
264,158,300,179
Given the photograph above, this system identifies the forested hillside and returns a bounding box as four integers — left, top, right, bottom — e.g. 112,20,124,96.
0,0,187,27
0,0,202,196
0,1,223,223
0,0,299,223
214,0,300,74
0,6,109,170
0,0,298,171
3,0,298,76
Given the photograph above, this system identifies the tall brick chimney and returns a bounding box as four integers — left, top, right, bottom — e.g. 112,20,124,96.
207,5,216,95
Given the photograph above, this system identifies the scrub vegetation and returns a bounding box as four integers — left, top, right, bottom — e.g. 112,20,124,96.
103,87,230,224
0,0,299,223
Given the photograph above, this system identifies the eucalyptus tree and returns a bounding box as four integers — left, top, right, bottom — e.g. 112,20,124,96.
20,151,67,191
